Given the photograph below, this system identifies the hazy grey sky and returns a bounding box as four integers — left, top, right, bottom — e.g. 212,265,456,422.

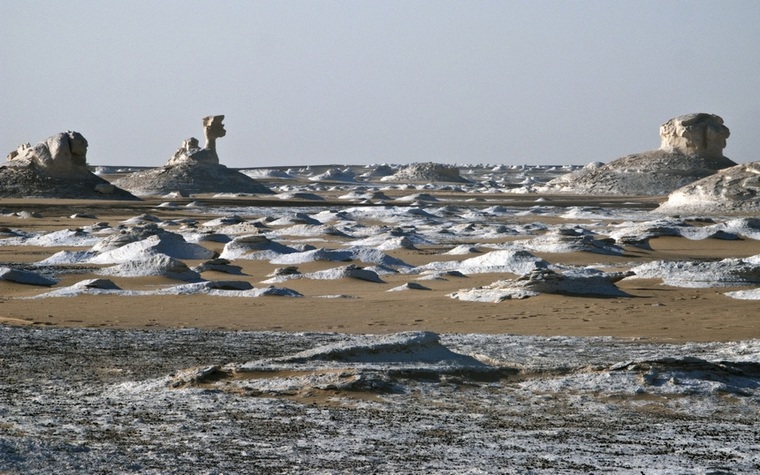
3,1,759,168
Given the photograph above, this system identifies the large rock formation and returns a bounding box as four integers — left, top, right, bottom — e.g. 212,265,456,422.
166,115,226,167
1,131,138,199
541,113,736,196
656,161,760,215
114,116,273,196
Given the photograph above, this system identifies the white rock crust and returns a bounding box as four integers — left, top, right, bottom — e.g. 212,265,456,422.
381,162,470,183
657,161,760,215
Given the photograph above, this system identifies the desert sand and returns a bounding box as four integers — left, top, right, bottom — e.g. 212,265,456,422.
2,192,758,343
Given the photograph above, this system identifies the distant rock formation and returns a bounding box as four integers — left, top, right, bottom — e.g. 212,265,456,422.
359,164,395,179
541,113,736,196
114,116,273,196
166,115,226,167
656,161,760,215
308,167,357,182
1,131,138,199
381,162,470,183
659,113,730,157
7,130,89,173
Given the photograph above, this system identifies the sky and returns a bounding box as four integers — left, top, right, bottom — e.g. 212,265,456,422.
3,1,759,169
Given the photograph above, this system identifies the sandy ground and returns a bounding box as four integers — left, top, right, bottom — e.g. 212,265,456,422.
2,195,759,343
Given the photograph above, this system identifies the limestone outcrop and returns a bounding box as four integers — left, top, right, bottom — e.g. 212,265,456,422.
541,113,736,196
656,161,760,215
166,115,226,166
1,131,138,199
7,131,89,174
113,116,273,196
659,113,730,157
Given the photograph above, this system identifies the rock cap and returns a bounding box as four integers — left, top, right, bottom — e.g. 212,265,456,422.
659,113,729,158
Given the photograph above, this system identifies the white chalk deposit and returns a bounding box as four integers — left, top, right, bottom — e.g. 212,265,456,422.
3,161,760,473
657,161,760,215
3,164,760,301
1,328,759,473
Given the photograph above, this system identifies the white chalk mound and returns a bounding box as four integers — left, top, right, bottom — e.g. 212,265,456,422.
270,247,411,269
449,268,633,302
89,233,214,264
264,264,385,284
0,267,57,286
630,255,760,288
219,235,298,260
381,162,470,183
656,161,760,215
308,167,356,182
417,250,548,276
517,228,623,255
169,332,507,396
27,280,301,298
261,331,486,367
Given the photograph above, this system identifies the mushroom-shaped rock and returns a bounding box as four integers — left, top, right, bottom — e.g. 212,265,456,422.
542,113,736,196
113,116,273,196
381,162,470,183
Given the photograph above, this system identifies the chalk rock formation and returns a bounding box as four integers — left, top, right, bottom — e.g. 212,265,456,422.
448,268,633,302
359,164,395,179
541,113,736,196
113,116,273,196
166,115,227,166
659,113,730,157
6,131,89,173
1,131,138,199
656,161,760,215
381,162,470,183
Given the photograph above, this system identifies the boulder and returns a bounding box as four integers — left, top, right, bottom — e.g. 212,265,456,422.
98,254,202,281
541,113,736,196
448,268,633,302
659,113,730,157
